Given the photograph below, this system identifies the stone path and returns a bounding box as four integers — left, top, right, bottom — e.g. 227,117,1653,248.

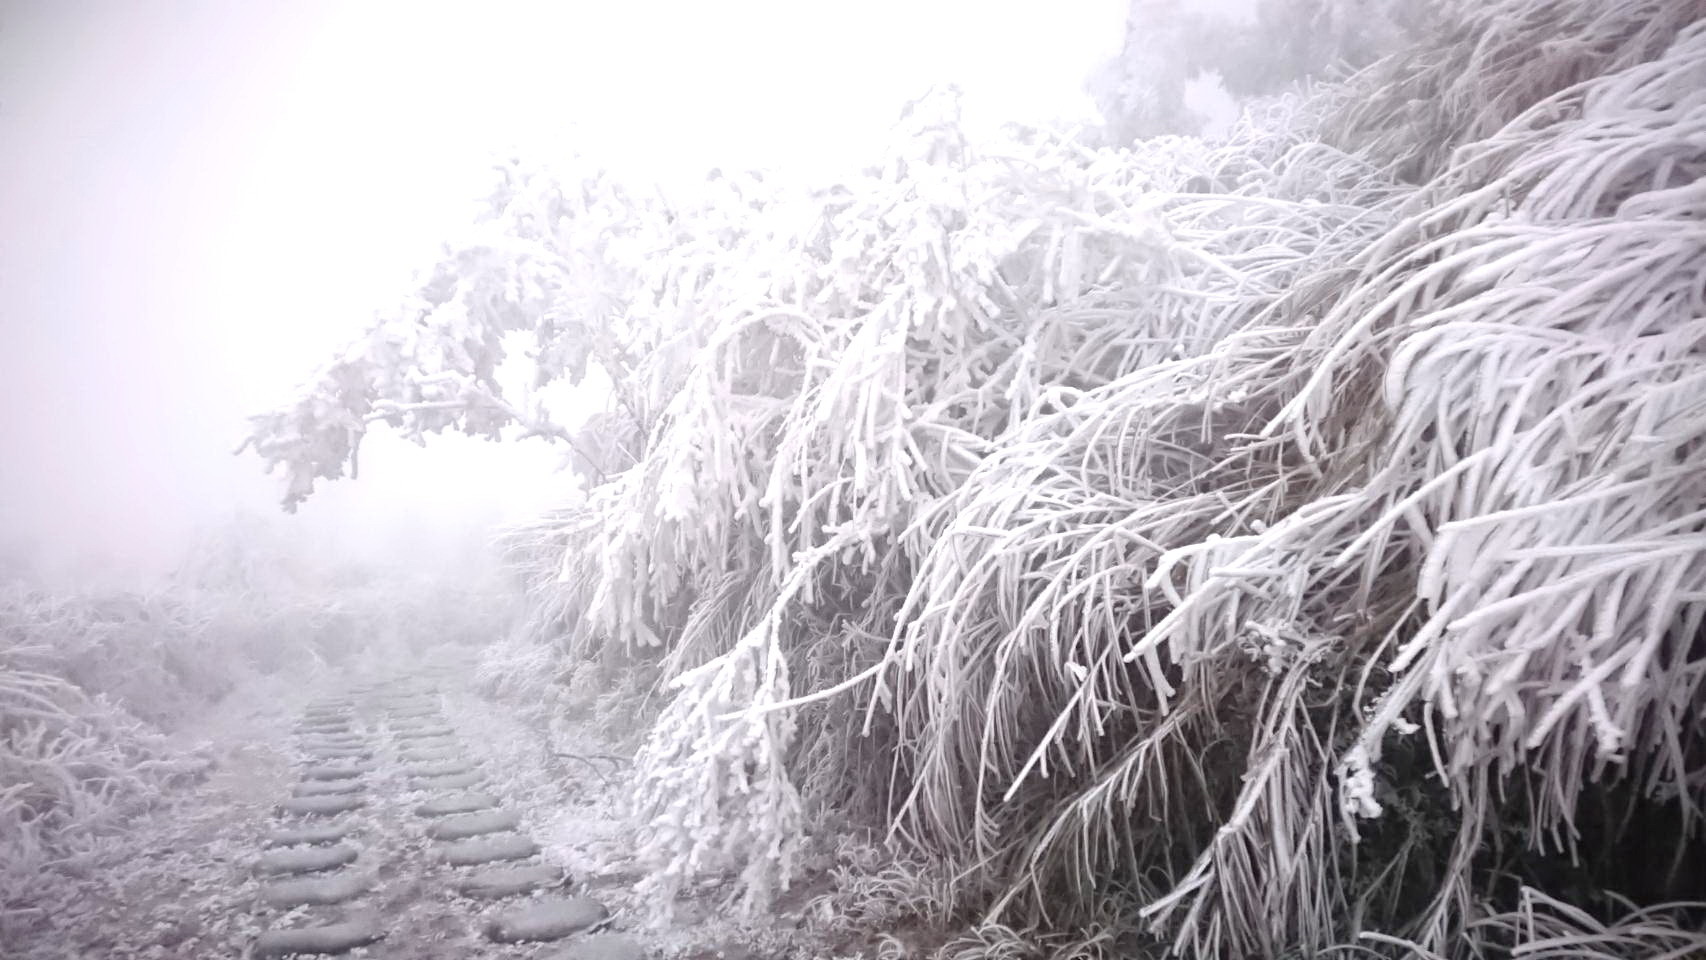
251,672,647,959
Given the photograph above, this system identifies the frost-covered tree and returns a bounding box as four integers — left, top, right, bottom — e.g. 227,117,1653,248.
245,3,1706,956
1088,0,1422,142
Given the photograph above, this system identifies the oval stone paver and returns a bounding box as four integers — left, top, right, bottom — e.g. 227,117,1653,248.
296,740,366,753
301,762,375,781
545,934,648,960
254,916,384,958
255,844,358,876
410,770,483,791
391,725,456,739
388,707,441,719
390,720,453,732
397,737,461,755
426,809,521,840
400,759,476,778
299,735,367,749
302,708,351,720
267,823,353,847
300,716,352,728
279,795,365,817
394,735,458,749
452,863,569,899
261,871,372,908
439,832,540,866
392,733,456,746
298,718,354,730
415,792,499,817
292,779,364,798
483,896,608,943
398,746,462,764
302,747,373,762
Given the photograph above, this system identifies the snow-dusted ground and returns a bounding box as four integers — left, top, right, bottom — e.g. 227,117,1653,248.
3,646,831,960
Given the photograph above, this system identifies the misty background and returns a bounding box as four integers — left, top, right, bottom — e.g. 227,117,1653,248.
0,0,1133,585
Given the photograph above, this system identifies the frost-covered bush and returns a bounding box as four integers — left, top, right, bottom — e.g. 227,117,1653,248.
244,2,1706,956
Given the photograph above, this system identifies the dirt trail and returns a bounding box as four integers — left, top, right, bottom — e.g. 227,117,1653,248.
6,651,812,960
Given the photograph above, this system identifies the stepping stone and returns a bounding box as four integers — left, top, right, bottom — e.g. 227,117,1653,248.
483,896,608,943
302,748,372,763
415,792,499,817
411,770,483,791
396,735,460,753
299,714,353,726
254,915,384,958
260,871,371,908
393,727,457,742
301,738,369,751
426,809,521,840
398,745,461,762
452,863,569,899
301,762,374,781
293,779,364,797
279,795,365,817
439,832,540,866
389,716,450,727
299,733,366,748
400,760,475,779
255,844,358,876
267,823,353,847
545,934,648,960
391,717,451,728
301,714,352,726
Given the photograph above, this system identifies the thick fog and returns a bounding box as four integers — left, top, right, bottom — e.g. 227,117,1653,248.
0,0,1127,585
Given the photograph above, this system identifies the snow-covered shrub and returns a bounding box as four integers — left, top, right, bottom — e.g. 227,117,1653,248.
242,2,1706,955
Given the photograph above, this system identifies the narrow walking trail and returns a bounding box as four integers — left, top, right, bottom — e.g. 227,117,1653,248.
251,674,641,959
9,651,804,960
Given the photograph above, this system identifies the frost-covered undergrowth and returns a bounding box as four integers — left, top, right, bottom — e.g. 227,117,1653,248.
247,1,1706,956
0,570,512,931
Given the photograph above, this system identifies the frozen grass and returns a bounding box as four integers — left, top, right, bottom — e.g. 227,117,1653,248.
1,585,218,913
241,1,1706,956
0,545,515,931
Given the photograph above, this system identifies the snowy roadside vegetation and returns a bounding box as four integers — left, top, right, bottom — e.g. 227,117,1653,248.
214,0,1706,956
0,524,512,938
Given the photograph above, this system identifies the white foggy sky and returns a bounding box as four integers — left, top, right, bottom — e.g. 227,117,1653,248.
0,0,1126,581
